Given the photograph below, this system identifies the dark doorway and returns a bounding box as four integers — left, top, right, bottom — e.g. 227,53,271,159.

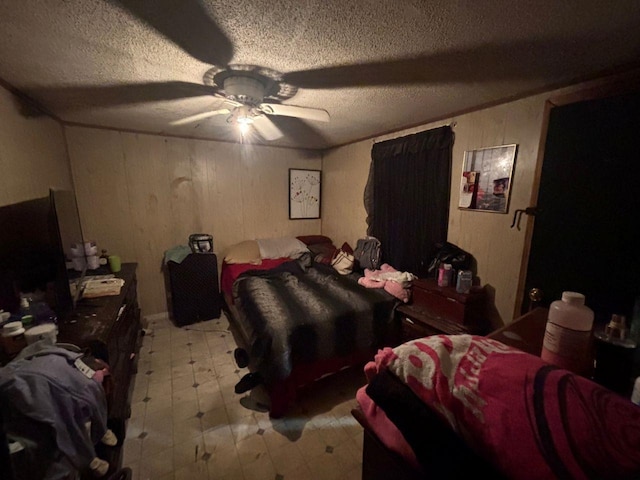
522,90,640,327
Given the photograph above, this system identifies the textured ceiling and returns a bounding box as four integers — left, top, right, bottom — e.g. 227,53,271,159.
1,0,639,150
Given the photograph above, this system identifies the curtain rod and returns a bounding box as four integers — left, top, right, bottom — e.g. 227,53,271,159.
373,122,457,144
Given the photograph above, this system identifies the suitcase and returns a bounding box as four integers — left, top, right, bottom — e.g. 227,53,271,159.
166,253,221,326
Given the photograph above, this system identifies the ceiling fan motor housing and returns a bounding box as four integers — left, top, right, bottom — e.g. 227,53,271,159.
222,76,266,106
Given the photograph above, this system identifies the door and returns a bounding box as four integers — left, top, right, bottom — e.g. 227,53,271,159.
522,90,640,326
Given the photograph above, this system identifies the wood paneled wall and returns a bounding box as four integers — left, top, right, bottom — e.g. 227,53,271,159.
321,141,373,248
0,85,72,206
322,94,548,324
65,126,321,315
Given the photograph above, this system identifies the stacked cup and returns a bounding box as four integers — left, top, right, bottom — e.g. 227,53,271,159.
85,241,100,270
70,243,86,272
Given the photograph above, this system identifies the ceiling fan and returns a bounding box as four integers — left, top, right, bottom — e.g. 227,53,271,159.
168,67,330,141
26,0,575,143
100,0,337,142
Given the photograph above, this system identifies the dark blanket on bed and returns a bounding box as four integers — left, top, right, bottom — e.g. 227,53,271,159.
232,256,397,383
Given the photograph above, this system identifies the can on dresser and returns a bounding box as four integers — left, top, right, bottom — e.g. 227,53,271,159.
1,321,27,356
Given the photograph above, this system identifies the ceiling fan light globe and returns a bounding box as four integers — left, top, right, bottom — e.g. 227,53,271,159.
237,115,254,125
238,122,251,135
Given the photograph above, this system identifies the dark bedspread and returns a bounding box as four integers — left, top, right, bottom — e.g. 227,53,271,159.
232,257,398,383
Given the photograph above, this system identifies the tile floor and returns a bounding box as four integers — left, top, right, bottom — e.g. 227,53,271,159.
122,313,365,480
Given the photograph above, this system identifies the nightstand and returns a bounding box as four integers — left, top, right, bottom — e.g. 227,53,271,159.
394,278,489,344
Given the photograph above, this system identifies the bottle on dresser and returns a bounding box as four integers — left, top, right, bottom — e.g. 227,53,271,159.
456,270,473,294
541,291,594,376
437,263,453,287
99,249,109,267
593,314,637,395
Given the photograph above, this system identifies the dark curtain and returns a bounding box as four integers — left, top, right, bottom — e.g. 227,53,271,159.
365,126,453,276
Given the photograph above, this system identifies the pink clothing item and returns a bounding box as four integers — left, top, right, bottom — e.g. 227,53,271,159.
92,369,106,384
384,280,410,303
360,346,420,472
356,386,423,472
364,347,398,381
358,264,413,302
358,276,384,288
357,268,385,289
91,360,110,384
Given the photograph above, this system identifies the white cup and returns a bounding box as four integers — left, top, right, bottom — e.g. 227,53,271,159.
87,255,100,270
25,324,58,345
72,257,86,272
84,241,98,256
70,243,84,258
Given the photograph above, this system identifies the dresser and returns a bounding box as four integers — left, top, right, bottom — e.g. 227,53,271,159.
57,262,142,476
394,277,489,344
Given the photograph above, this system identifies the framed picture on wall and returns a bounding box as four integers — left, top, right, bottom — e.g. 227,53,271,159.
289,168,321,219
459,144,517,213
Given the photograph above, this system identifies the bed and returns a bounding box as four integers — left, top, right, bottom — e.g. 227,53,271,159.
353,331,640,480
221,235,401,417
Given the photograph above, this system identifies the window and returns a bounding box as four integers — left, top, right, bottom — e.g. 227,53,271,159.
365,126,453,275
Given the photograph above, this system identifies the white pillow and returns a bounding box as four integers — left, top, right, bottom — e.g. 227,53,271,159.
256,237,309,259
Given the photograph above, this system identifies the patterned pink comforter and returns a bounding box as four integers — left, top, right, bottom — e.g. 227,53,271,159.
365,335,640,479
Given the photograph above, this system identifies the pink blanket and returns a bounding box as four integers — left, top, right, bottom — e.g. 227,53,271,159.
365,334,640,479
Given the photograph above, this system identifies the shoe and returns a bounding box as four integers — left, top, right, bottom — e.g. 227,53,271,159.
233,348,249,368
89,457,109,477
101,429,117,447
234,373,263,394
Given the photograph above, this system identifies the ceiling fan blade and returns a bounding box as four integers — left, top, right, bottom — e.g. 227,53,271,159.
223,99,243,108
282,40,565,89
268,116,330,150
110,0,233,66
27,81,219,109
170,108,230,126
252,116,284,141
282,55,466,89
260,103,330,122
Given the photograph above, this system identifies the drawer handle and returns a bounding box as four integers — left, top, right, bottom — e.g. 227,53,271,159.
404,317,415,325
447,297,457,303
115,304,126,322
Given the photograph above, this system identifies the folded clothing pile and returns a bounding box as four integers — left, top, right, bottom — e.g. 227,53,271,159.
358,264,417,302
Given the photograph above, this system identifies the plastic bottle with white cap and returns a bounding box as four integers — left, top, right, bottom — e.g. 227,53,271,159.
541,291,594,376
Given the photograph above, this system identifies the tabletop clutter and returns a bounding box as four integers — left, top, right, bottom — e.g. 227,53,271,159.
69,240,121,273
1,342,118,478
1,291,59,358
539,290,640,404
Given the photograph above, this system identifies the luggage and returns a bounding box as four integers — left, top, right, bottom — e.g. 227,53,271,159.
166,253,221,326
354,236,382,270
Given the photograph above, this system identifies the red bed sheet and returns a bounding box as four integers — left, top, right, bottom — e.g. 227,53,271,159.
220,258,290,300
